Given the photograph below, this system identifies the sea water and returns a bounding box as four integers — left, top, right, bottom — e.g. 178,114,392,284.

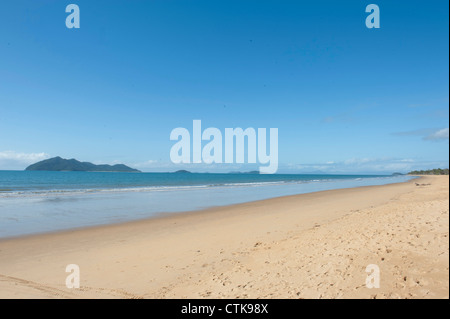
0,171,416,238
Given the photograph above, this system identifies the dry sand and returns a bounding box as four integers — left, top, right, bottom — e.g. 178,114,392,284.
0,176,448,299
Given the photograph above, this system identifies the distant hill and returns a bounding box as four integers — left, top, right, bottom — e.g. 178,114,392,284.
392,172,405,176
25,157,141,172
173,170,191,174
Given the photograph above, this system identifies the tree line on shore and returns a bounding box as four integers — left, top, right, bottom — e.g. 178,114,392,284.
408,168,449,175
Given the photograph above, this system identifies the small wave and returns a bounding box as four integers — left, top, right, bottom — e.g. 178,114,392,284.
0,176,403,199
0,180,302,198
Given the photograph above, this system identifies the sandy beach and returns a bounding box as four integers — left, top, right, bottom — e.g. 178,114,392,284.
0,175,448,299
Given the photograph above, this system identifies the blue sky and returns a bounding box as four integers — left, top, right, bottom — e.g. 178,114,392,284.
0,0,448,173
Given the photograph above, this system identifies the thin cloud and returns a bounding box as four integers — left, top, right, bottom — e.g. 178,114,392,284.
0,151,50,170
133,159,159,168
393,128,449,142
0,151,50,163
281,158,448,174
424,128,449,141
392,128,432,137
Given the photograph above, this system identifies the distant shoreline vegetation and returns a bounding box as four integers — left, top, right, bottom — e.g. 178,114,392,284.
408,168,449,175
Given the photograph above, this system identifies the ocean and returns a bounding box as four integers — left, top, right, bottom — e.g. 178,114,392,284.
0,171,415,238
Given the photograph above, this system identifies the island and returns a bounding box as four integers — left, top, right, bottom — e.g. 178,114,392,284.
173,170,191,174
25,157,141,172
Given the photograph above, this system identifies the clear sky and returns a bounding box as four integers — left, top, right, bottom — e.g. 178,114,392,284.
0,0,448,173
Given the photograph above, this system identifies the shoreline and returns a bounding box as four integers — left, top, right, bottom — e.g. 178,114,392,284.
0,175,447,298
0,176,419,241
